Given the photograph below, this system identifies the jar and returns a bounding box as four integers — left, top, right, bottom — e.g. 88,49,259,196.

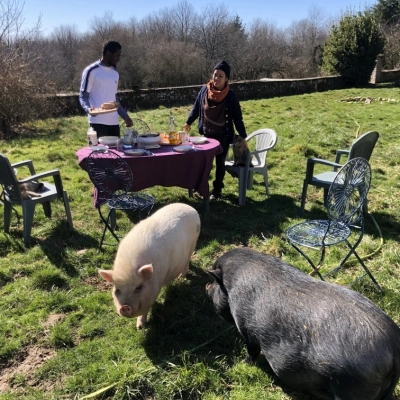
123,128,133,145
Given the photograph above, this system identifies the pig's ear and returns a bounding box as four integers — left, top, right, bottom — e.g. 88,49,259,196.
99,269,114,283
138,264,153,280
207,269,223,286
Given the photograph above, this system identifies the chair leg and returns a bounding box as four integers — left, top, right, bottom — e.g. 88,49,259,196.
247,171,254,190
342,239,383,293
42,201,52,218
300,180,308,215
4,200,12,233
238,167,248,206
22,201,36,246
62,190,73,229
98,207,119,250
263,170,269,196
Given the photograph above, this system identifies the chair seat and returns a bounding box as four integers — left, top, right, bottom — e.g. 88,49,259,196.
5,181,58,205
287,220,351,248
311,171,337,187
107,192,155,211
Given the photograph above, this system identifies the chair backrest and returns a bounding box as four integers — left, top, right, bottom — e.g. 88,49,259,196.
348,131,379,162
246,128,278,167
86,150,134,197
0,154,23,202
326,158,371,225
132,118,151,136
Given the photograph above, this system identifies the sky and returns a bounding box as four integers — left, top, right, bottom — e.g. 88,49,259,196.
21,0,378,36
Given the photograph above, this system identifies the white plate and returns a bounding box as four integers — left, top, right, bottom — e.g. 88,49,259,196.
124,149,146,156
90,145,108,150
173,145,193,153
144,145,161,149
98,136,119,146
190,137,207,144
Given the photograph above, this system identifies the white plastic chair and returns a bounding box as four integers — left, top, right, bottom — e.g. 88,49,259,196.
225,128,277,206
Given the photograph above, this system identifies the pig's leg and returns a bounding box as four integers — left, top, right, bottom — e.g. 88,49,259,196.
244,341,261,364
136,313,148,329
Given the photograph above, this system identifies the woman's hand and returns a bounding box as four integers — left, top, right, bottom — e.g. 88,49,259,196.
184,123,191,133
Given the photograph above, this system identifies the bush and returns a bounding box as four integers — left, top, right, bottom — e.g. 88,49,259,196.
322,11,385,87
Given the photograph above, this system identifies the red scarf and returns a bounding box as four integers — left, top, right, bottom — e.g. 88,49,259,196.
207,80,229,102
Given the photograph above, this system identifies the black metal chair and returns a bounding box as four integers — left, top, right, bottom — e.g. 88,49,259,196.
0,153,73,246
86,149,155,250
300,131,379,215
131,118,151,135
287,157,382,292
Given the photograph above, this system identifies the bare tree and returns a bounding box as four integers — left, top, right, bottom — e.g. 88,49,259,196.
0,0,57,136
48,25,82,91
190,4,242,79
238,19,287,80
285,6,329,77
170,0,196,42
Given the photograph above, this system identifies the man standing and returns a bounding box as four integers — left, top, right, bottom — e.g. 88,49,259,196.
79,40,133,138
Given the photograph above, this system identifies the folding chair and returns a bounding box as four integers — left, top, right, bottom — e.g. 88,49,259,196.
287,157,382,292
86,150,155,250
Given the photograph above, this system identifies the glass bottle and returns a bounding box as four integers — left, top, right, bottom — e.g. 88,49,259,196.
168,111,178,145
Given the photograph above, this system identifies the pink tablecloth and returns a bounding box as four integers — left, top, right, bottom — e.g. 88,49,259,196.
76,138,222,208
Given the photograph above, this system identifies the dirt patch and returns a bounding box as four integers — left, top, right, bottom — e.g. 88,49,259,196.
84,275,111,292
0,314,68,393
42,313,66,330
0,346,57,392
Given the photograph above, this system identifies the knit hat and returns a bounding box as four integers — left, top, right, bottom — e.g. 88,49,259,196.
213,60,230,80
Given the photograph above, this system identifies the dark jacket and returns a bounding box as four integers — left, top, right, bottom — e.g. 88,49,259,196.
186,85,246,143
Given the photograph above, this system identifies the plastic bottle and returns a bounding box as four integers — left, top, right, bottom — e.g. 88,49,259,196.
87,127,98,146
168,111,179,145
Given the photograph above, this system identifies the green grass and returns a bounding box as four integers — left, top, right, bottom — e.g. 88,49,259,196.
1,85,400,399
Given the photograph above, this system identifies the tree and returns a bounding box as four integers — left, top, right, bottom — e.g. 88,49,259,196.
286,7,329,77
372,0,400,25
322,11,385,86
0,0,55,136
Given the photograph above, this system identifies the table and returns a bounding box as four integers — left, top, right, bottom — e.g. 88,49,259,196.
76,138,222,212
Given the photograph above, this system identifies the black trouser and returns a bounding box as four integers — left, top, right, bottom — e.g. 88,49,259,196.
90,124,120,138
205,133,230,195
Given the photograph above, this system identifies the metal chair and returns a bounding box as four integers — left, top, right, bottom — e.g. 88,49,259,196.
0,153,73,246
132,118,151,135
86,150,155,250
300,131,379,214
287,157,382,292
225,128,277,206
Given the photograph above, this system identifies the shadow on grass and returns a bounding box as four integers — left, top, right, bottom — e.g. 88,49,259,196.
34,221,99,277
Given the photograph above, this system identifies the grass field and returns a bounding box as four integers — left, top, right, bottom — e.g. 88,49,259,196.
0,85,400,399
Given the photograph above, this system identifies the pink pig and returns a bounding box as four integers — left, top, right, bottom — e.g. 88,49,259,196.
99,203,201,329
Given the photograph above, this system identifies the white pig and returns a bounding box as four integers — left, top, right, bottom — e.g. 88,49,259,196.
99,203,201,329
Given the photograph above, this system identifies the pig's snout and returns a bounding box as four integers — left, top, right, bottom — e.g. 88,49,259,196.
120,305,134,317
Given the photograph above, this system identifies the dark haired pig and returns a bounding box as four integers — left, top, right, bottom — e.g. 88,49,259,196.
206,247,400,400
100,203,200,329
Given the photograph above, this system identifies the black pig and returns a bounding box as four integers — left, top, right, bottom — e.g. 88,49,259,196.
206,248,400,400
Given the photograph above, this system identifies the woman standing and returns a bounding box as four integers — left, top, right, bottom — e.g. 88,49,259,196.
184,61,247,201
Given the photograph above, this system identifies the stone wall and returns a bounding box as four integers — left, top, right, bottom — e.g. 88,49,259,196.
52,75,348,117
370,54,400,84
